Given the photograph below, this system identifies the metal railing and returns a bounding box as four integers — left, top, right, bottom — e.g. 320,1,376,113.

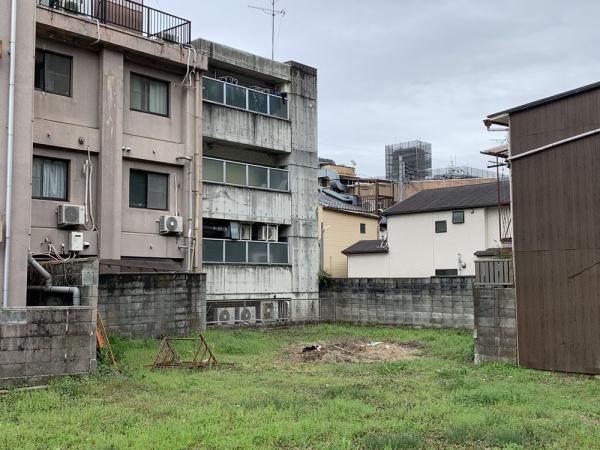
38,0,191,45
475,259,514,286
203,239,289,265
203,76,288,119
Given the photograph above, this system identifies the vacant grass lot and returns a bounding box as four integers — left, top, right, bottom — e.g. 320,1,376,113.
1,324,599,449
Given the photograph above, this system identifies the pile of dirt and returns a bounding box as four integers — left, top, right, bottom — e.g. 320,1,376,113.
285,340,423,363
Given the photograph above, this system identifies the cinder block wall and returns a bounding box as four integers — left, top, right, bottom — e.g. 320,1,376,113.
473,286,517,364
320,277,475,329
98,272,206,338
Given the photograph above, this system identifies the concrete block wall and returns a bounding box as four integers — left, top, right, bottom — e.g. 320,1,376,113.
0,307,96,387
98,272,206,338
320,277,475,329
473,286,517,364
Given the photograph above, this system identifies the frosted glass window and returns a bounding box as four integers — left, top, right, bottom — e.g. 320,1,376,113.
248,242,268,264
203,77,224,103
203,158,224,182
248,165,268,188
131,73,169,116
269,243,288,264
225,84,246,109
203,240,224,262
248,90,268,114
269,169,289,191
147,173,168,210
226,162,246,185
269,95,287,118
225,241,246,263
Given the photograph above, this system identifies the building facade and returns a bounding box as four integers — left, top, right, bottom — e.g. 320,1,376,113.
193,39,319,325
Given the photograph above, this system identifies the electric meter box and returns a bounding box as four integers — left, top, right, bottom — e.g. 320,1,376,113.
69,231,84,252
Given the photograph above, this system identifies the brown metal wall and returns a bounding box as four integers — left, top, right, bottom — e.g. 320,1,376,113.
511,93,600,373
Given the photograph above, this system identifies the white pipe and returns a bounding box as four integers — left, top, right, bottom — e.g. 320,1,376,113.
176,156,193,271
507,127,600,162
28,255,52,288
2,0,18,308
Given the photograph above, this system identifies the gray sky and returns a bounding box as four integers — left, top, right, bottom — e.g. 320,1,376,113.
160,0,600,177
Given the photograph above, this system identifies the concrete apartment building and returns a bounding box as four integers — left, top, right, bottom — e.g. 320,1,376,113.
0,0,318,384
194,40,319,325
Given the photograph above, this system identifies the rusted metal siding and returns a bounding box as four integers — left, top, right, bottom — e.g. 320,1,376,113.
510,95,600,373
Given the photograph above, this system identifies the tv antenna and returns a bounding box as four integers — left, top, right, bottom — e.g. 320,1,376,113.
248,0,286,60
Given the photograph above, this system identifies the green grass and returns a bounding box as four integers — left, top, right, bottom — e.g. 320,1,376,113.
1,324,599,449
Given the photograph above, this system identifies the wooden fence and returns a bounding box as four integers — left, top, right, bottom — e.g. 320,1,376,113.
475,259,514,286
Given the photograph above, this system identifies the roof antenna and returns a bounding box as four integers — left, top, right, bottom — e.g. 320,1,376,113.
248,0,286,60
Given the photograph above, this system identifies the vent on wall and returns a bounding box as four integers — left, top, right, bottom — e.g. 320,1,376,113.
216,307,235,325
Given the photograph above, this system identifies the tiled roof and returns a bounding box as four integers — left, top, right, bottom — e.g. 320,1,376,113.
342,240,388,255
383,181,509,216
318,190,374,214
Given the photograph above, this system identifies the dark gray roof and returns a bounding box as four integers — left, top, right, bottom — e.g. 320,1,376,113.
488,80,600,119
474,248,513,258
342,240,388,255
318,191,374,215
383,181,510,216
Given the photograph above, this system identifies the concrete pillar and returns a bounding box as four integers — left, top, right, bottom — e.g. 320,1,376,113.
98,49,123,260
0,0,36,307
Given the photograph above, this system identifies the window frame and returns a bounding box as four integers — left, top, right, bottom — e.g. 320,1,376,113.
452,210,465,224
359,223,366,234
435,269,458,276
128,169,169,211
32,156,70,201
130,72,171,117
34,49,73,97
435,220,447,233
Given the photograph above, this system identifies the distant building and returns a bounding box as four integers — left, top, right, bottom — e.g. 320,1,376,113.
385,140,432,182
343,182,511,278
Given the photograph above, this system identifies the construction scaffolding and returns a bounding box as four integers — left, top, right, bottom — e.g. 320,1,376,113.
385,140,432,182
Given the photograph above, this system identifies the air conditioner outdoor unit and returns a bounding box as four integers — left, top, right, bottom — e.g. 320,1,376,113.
240,223,252,240
267,225,278,242
261,301,279,321
216,307,236,325
159,215,183,235
237,306,257,324
57,204,85,228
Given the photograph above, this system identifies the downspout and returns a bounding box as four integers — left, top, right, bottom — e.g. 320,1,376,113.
2,0,18,307
193,71,202,272
27,255,81,306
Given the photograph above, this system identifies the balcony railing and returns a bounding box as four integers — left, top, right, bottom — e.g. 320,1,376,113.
38,0,191,45
203,239,289,265
475,259,514,286
203,77,288,119
203,157,290,192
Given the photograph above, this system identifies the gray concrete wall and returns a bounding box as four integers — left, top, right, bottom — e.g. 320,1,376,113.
473,286,517,364
98,272,206,338
320,277,475,329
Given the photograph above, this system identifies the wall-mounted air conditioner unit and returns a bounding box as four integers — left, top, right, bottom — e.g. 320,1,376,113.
57,204,85,228
261,301,278,322
240,223,252,240
237,306,256,324
159,215,183,235
216,307,236,325
219,76,238,85
267,225,278,242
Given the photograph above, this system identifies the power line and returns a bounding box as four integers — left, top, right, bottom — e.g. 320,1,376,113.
248,0,286,60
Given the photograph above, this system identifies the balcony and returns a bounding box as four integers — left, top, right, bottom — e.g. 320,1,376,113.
203,157,289,192
37,0,191,45
203,239,289,265
203,77,288,120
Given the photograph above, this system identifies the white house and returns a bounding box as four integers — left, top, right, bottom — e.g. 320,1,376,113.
343,181,511,278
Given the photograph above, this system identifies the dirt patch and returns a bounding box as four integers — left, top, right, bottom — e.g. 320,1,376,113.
285,340,423,363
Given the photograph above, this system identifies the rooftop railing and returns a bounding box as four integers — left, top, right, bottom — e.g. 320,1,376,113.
38,0,191,45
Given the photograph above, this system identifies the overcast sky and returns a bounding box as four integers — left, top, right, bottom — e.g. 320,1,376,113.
159,0,600,177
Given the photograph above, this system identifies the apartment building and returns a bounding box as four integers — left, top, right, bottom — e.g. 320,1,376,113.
192,39,320,325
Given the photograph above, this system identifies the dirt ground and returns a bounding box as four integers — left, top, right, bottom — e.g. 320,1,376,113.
285,340,423,363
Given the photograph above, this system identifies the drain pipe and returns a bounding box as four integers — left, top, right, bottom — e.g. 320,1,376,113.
176,156,193,271
2,0,18,307
27,255,81,306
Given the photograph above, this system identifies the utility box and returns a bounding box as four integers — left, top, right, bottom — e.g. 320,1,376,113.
69,231,84,252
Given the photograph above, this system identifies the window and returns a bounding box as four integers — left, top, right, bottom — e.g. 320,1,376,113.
203,158,224,183
360,223,366,234
35,49,72,96
248,165,268,188
130,73,169,116
452,210,465,224
269,169,289,191
225,84,247,109
203,77,224,103
225,162,247,185
129,170,168,210
32,156,69,200
435,220,447,233
435,269,458,276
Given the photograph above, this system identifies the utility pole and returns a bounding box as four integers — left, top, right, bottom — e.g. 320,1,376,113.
248,0,285,60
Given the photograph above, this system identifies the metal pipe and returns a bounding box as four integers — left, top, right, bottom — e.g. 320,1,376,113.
27,255,81,306
2,0,18,307
176,156,193,271
193,71,202,272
